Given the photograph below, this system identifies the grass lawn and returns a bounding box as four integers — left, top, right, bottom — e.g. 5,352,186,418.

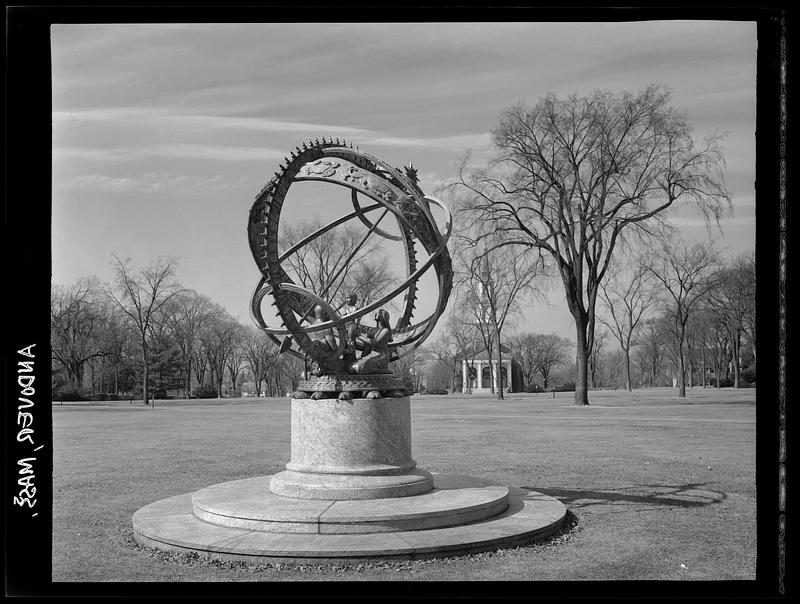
52,387,756,583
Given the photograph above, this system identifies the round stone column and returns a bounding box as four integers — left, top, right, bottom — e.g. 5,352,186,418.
269,396,434,500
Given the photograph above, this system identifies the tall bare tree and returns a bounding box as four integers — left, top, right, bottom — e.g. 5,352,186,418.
107,255,182,404
598,260,658,391
452,85,729,405
645,240,718,397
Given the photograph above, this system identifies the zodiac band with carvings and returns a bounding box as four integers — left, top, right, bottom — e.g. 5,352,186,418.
247,139,453,376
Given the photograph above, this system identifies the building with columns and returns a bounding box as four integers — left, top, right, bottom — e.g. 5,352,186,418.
459,344,523,394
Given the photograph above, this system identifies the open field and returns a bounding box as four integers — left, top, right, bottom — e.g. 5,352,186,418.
52,387,756,583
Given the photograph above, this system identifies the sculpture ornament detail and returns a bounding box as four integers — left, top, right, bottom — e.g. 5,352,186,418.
247,139,453,398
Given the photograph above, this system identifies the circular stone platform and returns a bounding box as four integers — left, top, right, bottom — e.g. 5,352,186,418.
132,474,567,564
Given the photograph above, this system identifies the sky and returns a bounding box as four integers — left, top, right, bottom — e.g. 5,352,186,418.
51,21,757,345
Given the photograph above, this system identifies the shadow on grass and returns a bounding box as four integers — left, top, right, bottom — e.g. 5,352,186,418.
531,482,727,510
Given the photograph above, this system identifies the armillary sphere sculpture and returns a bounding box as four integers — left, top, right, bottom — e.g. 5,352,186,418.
247,138,453,399
131,139,566,564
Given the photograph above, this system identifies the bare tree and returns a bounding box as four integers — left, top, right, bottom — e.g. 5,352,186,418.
51,278,106,391
588,329,608,389
705,309,732,388
704,254,756,387
191,344,210,392
603,349,625,389
452,85,729,405
507,333,539,391
224,330,248,395
733,252,757,364
96,297,137,396
634,316,670,387
160,289,215,397
107,256,182,404
426,331,461,393
509,332,573,391
598,260,658,391
437,307,483,393
391,347,427,393
454,243,543,399
534,333,573,390
274,354,305,396
242,326,279,397
645,240,718,397
280,218,395,311
199,310,245,398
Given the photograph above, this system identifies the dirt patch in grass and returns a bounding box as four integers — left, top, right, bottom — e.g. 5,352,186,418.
52,387,756,582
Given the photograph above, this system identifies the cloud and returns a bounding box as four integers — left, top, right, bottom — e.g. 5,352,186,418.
53,107,492,162
53,107,372,137
359,133,491,152
58,171,239,195
55,143,287,164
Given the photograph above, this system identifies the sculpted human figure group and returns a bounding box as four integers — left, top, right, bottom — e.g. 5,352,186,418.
298,293,402,400
306,295,392,377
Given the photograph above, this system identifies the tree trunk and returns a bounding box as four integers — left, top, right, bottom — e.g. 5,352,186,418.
141,339,150,404
495,326,504,400
486,345,495,394
701,347,706,388
624,347,632,392
676,321,687,397
574,320,590,406
185,360,193,399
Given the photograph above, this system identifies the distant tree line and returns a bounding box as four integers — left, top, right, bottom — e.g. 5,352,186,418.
422,242,755,394
51,256,302,403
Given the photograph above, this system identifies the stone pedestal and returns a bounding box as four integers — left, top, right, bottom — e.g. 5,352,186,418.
269,397,434,500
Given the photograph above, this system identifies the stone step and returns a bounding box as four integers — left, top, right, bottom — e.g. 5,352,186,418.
191,474,510,534
132,474,567,564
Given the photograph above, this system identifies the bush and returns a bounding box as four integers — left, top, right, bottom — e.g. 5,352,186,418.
54,387,90,401
740,366,756,386
554,382,576,392
89,393,120,401
193,384,218,399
